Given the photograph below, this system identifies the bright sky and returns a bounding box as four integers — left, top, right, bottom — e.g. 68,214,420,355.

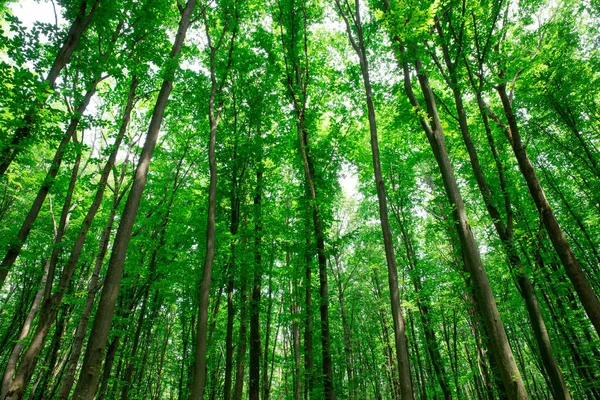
9,0,65,28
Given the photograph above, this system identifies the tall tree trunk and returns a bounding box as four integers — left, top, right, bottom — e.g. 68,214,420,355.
249,166,263,400
119,290,151,400
0,78,101,290
0,77,137,400
56,204,117,400
389,30,528,396
57,137,131,399
1,141,80,398
331,255,355,399
336,2,414,397
389,193,452,400
303,233,315,398
296,119,336,399
189,7,237,397
280,0,336,392
496,83,600,337
261,258,274,400
289,250,302,400
224,122,242,400
371,268,401,399
435,27,570,396
71,3,196,396
232,274,249,400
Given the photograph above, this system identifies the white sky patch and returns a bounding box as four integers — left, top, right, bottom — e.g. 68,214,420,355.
339,162,360,200
9,0,66,28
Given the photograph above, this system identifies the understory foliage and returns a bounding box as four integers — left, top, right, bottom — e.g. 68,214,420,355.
0,0,599,398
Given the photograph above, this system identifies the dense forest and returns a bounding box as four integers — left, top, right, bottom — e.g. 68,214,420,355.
0,0,599,398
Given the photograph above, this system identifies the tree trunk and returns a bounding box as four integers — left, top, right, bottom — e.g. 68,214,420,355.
0,78,101,290
289,250,302,400
1,77,137,400
392,38,528,397
303,232,315,398
261,262,273,400
389,196,452,400
189,7,237,397
1,142,80,398
232,275,249,400
435,31,570,396
336,3,414,397
71,3,196,396
224,129,242,400
249,166,263,400
496,83,600,337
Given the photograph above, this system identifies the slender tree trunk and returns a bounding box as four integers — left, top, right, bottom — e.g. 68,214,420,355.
249,166,263,400
119,290,150,400
496,83,600,337
71,4,196,396
1,270,48,398
282,9,336,394
408,313,427,400
232,276,249,400
57,204,116,400
190,79,219,400
295,118,336,400
303,233,314,398
336,3,413,397
435,32,570,395
389,196,452,400
332,255,355,399
371,269,401,399
57,143,130,399
189,7,237,397
0,79,101,290
261,263,273,400
224,132,242,400
32,303,70,400
392,38,528,397
0,77,137,400
0,143,80,397
289,251,302,400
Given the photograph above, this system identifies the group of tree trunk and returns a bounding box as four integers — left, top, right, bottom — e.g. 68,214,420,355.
0,0,599,399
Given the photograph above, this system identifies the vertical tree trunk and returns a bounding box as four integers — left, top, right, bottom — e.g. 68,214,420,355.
1,77,137,400
289,251,302,400
189,7,237,397
261,262,273,400
232,276,249,400
71,3,196,396
224,122,242,400
332,255,355,399
371,268,401,399
303,233,315,398
496,83,600,337
336,2,414,397
249,166,263,400
389,195,452,400
434,28,570,395
390,32,528,396
295,119,337,400
0,79,101,290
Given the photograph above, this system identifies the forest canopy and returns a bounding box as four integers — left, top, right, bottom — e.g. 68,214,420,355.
0,0,599,399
